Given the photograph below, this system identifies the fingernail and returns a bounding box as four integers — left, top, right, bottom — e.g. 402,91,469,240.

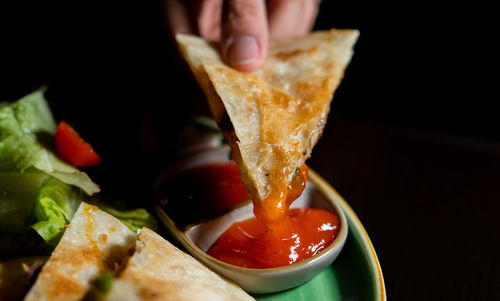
227,35,259,66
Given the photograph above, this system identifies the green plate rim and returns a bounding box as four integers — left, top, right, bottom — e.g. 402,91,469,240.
309,169,386,301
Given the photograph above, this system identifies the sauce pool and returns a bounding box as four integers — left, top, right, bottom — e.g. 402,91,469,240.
208,207,339,268
206,164,340,269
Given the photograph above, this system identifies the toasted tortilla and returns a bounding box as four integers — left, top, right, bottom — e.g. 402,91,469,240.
24,203,136,301
103,227,254,301
176,29,358,202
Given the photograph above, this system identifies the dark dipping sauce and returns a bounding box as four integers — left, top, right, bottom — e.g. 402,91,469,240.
159,161,340,269
157,162,249,228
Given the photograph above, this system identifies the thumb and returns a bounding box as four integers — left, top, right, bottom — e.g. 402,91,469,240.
221,0,268,72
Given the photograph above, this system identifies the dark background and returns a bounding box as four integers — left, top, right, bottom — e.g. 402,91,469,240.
0,1,497,299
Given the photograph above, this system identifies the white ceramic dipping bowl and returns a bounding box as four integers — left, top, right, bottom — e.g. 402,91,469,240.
154,146,348,294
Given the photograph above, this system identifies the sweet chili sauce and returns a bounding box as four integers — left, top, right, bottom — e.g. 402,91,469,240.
207,164,340,269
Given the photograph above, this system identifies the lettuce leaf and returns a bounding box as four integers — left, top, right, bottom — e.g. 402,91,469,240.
0,170,82,246
0,171,49,233
30,178,82,245
7,90,56,135
0,91,97,248
0,91,156,250
90,199,158,232
0,91,99,195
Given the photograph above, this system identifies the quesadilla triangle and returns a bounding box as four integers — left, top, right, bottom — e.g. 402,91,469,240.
24,202,136,301
176,29,359,223
101,227,254,301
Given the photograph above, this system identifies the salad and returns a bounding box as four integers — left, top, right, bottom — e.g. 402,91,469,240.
0,90,156,259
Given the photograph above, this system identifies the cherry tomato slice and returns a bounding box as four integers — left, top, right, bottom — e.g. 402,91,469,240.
54,121,101,167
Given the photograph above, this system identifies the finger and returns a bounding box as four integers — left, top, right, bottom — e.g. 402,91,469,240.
221,0,268,72
165,0,197,35
267,0,320,40
196,0,223,42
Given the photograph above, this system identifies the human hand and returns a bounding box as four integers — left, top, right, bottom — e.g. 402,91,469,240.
166,0,320,72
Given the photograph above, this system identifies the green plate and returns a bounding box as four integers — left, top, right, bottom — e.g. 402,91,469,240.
253,173,386,300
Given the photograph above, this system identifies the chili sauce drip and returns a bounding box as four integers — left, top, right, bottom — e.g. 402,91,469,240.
208,164,340,268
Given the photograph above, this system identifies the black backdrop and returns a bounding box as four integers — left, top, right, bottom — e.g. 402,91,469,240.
0,1,496,299
0,1,491,134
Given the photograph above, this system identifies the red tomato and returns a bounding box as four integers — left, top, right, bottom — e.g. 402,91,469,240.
54,121,101,167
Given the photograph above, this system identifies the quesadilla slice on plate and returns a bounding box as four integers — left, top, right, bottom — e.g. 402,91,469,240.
24,203,253,300
102,227,254,301
176,29,358,214
24,202,136,301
